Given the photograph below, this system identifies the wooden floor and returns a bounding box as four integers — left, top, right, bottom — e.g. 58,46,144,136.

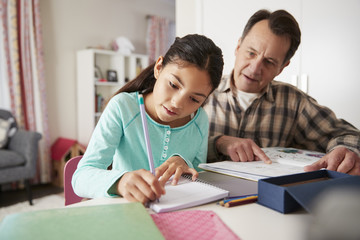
0,184,63,207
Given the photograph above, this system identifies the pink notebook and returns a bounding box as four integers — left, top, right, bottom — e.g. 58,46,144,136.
151,210,240,240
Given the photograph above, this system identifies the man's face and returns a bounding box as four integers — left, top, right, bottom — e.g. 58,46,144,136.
233,20,291,93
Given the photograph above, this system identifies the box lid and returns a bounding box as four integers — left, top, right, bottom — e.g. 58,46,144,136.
286,176,360,212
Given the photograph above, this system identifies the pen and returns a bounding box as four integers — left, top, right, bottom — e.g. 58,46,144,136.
138,94,155,175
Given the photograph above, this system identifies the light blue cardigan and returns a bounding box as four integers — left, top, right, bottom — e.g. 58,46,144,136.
72,92,209,198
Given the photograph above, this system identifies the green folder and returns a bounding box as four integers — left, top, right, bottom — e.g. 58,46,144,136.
0,202,164,240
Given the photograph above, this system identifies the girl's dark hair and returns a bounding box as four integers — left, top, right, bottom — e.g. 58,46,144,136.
241,9,301,65
112,34,224,96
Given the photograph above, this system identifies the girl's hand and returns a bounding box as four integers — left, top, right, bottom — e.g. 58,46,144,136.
117,169,165,204
156,156,198,186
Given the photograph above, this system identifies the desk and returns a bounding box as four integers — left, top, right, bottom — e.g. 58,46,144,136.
71,174,311,240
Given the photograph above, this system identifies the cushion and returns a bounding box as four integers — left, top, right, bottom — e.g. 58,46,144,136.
0,117,17,148
0,149,26,168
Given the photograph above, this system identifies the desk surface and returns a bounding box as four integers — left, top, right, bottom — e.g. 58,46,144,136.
71,173,310,240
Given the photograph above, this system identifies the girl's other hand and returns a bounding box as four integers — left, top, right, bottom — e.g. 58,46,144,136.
156,156,198,186
117,169,165,204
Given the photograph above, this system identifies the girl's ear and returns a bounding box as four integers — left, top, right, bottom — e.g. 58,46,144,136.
154,56,164,79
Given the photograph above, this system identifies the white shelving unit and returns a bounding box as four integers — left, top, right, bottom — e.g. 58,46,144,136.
76,49,148,145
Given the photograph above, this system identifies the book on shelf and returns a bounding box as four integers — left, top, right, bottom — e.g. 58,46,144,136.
150,175,229,213
95,93,104,113
198,147,325,181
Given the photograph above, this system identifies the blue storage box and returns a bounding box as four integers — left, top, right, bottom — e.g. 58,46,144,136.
258,170,360,213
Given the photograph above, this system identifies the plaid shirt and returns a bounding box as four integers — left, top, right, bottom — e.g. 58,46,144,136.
204,73,360,162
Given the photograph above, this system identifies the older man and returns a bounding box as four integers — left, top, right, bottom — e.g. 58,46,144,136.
204,9,360,175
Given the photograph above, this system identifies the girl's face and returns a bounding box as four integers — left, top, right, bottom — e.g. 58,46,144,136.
146,57,212,128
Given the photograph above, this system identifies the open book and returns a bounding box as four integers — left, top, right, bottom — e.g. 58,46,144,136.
150,175,229,213
198,147,325,181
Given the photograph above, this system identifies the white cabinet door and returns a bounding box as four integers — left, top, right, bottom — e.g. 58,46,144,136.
301,0,360,129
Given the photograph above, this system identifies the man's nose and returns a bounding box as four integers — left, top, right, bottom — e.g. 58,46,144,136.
249,57,263,75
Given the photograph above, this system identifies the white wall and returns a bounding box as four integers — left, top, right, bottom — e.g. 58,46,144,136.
175,0,203,36
39,0,175,144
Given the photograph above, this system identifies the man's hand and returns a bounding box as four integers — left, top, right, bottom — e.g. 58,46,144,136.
216,136,271,163
304,147,360,175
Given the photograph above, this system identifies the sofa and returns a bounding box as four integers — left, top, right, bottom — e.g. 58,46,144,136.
0,109,42,205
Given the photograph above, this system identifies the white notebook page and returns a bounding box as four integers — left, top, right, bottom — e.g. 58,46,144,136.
150,176,229,213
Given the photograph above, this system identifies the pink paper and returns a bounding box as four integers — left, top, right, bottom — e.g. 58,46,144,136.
151,210,240,240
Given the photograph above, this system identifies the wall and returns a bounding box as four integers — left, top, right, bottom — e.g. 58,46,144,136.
175,0,202,36
39,0,175,144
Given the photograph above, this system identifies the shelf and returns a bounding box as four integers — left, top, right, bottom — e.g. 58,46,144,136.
77,49,148,145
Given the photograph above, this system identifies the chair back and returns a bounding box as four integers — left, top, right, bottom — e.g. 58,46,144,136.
64,156,83,206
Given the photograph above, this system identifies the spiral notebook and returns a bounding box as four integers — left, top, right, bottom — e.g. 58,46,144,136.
150,175,229,213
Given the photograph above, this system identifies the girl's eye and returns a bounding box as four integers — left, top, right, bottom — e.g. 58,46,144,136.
190,96,200,103
169,81,178,89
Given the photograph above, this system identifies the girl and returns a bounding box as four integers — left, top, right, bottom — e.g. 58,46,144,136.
72,34,224,204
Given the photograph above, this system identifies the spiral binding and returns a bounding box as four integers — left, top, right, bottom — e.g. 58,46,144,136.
182,174,227,192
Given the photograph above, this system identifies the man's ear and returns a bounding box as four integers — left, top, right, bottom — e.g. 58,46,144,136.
154,56,164,79
277,60,290,76
234,38,242,55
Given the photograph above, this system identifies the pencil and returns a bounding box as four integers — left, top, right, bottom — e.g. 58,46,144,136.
138,94,155,175
218,194,258,206
224,196,258,208
224,198,258,208
138,94,159,203
227,195,258,203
